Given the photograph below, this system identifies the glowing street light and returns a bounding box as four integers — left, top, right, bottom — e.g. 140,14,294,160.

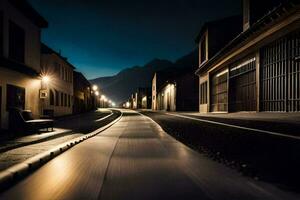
95,91,99,96
41,75,51,84
92,85,98,91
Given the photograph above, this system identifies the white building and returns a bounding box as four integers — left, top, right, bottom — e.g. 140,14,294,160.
0,0,48,129
41,44,74,117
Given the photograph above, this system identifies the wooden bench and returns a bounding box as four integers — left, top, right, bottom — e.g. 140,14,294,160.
9,108,54,133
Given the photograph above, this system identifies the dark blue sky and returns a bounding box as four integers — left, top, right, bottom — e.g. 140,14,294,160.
28,0,241,79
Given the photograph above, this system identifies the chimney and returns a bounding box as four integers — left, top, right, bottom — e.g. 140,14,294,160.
243,0,250,31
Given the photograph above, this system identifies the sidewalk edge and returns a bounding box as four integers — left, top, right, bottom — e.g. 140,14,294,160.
0,111,123,191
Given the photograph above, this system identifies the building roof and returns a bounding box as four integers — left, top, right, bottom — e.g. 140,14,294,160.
8,0,48,28
195,15,242,43
195,0,300,75
73,71,91,86
155,49,198,93
41,43,76,69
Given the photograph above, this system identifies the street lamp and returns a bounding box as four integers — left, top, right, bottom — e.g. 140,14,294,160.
95,91,99,96
42,75,51,84
92,85,98,91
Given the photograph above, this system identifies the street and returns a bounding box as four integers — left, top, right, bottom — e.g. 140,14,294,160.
0,109,299,200
141,111,300,191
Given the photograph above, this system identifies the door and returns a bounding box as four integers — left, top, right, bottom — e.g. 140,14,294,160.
229,58,256,112
210,69,228,112
6,84,25,110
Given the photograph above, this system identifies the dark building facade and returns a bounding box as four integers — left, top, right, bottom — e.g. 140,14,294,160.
135,87,151,109
73,71,94,114
196,0,300,113
195,16,243,112
152,51,199,111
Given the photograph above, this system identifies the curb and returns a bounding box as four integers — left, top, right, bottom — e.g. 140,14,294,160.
0,111,123,191
0,110,115,153
0,130,74,153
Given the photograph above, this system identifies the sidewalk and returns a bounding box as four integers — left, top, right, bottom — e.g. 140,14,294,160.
0,109,112,153
179,111,300,125
144,110,300,137
0,109,116,171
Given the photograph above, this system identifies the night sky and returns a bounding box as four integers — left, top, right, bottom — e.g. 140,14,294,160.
28,0,241,79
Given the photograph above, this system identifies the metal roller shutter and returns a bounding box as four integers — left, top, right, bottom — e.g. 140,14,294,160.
261,29,300,112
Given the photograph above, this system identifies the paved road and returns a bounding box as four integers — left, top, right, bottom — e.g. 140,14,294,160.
141,111,300,191
0,110,299,200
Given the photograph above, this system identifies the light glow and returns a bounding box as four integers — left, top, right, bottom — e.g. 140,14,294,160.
42,75,51,84
92,85,98,91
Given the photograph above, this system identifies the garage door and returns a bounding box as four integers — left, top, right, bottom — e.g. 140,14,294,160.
229,58,256,112
210,69,228,112
261,30,300,112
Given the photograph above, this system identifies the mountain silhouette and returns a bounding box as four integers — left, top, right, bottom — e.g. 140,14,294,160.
90,50,198,104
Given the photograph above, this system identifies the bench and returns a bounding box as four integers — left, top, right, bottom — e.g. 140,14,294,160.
9,108,54,133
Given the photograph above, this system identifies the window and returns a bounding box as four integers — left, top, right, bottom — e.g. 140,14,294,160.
200,35,207,64
60,66,63,79
9,21,25,63
63,67,66,81
66,69,68,82
64,93,67,107
70,71,73,83
61,93,63,106
55,90,59,106
200,82,207,104
50,90,54,106
54,62,60,75
6,84,25,110
0,11,3,56
68,95,71,107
